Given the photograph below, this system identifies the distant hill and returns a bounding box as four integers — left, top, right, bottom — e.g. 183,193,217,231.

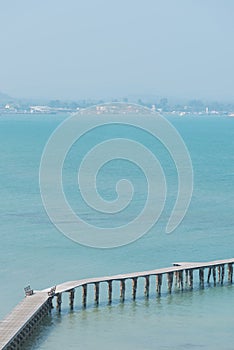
0,91,15,103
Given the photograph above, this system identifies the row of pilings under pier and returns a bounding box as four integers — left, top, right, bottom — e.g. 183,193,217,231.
52,262,233,312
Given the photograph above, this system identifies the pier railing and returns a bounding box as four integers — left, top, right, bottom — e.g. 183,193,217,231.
0,258,234,349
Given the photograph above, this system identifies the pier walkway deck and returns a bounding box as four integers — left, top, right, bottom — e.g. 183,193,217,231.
42,257,234,294
1,258,234,349
0,293,49,349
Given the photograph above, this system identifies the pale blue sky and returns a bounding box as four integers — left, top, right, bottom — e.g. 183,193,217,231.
1,0,234,101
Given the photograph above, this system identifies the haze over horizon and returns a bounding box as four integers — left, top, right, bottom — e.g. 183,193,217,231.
1,0,234,102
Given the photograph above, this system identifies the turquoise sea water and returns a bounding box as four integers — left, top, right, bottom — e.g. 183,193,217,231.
0,113,234,349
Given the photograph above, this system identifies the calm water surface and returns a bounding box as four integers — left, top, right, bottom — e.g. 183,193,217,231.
0,113,233,349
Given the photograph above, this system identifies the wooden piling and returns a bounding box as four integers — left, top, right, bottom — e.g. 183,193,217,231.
199,268,204,287
185,270,188,285
69,289,75,310
188,269,193,289
221,264,225,285
212,267,216,286
177,271,181,288
156,274,162,296
228,263,233,283
120,279,125,302
82,284,87,308
167,272,173,294
217,266,221,283
56,293,62,312
132,278,137,300
207,267,212,283
179,270,183,290
108,281,112,304
144,276,150,298
94,282,99,306
48,297,53,310
174,271,179,288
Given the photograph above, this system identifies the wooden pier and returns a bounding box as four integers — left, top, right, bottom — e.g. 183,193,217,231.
0,258,234,349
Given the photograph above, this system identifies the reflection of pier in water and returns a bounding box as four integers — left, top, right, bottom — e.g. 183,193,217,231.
1,258,234,349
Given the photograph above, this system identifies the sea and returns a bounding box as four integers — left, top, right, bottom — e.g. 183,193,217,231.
0,112,234,349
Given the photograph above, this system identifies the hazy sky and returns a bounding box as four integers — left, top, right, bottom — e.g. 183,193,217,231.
1,0,234,101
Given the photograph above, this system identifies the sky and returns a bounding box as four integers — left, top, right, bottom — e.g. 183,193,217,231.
0,0,234,101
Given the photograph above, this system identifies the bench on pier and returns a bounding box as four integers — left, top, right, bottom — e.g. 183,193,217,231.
48,286,56,297
24,285,33,296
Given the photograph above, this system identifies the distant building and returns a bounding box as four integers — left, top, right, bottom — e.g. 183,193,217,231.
4,104,16,112
30,106,52,113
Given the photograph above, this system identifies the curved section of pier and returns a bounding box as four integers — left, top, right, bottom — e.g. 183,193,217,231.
1,258,234,349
